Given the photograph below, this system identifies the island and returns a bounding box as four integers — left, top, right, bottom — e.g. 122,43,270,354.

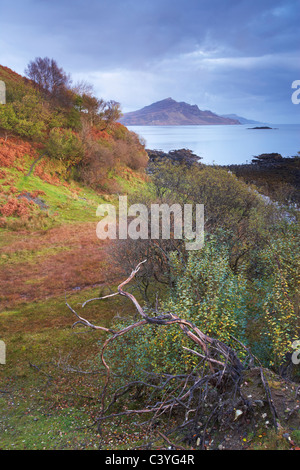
248,126,275,129
119,97,240,126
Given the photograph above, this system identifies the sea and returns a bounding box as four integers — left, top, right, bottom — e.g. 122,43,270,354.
128,124,300,166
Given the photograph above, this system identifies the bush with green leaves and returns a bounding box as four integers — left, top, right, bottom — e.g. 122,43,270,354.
247,221,300,369
0,92,48,139
104,160,299,380
45,127,84,167
104,215,299,387
104,234,248,381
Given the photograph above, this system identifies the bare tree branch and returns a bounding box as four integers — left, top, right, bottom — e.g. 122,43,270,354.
66,261,279,448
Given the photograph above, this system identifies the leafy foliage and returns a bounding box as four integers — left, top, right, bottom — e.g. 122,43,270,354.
250,223,300,368
106,234,248,380
0,62,148,192
45,128,84,167
109,159,299,377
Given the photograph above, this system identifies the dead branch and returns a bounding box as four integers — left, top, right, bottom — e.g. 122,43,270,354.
260,367,278,431
66,261,278,447
157,431,187,450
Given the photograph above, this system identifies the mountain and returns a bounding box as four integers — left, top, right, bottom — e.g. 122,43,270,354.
221,113,266,125
119,98,240,126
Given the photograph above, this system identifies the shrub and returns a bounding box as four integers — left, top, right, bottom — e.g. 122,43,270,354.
45,128,84,167
252,223,300,368
106,234,248,379
113,131,148,171
0,197,31,217
0,92,49,140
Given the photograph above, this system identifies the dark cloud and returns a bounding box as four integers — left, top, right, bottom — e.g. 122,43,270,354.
1,0,299,68
0,0,299,122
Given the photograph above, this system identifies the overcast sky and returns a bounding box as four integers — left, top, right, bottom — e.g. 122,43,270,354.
0,0,299,123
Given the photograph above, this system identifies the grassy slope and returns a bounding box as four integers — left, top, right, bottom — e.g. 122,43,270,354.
1,152,299,450
0,134,151,450
0,64,155,449
0,64,298,448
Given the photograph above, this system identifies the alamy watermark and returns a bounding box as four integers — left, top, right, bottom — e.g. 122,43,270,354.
292,340,300,365
0,340,6,365
291,80,300,104
96,196,204,251
0,80,6,105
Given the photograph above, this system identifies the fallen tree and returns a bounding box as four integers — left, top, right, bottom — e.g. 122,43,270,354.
66,261,299,450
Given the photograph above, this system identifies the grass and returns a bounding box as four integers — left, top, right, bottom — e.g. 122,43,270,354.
0,153,148,309
0,244,72,266
14,169,105,224
0,148,153,449
0,283,147,450
2,148,298,450
1,155,147,231
0,397,99,450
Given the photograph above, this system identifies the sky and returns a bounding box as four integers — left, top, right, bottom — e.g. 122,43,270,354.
0,0,300,123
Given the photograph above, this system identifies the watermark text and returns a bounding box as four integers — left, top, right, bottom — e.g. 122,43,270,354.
0,80,6,105
291,80,300,104
0,340,6,365
96,196,204,251
292,340,300,365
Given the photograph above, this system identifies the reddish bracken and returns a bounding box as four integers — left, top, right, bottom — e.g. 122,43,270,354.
0,137,38,167
0,197,32,217
33,158,61,185
19,189,46,198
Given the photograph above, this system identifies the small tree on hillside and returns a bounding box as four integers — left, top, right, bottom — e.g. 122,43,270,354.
100,100,122,130
25,57,72,105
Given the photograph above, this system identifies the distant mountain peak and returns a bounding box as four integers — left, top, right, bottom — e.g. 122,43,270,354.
221,113,266,125
119,98,240,126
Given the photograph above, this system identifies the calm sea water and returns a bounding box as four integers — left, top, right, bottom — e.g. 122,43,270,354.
128,124,300,166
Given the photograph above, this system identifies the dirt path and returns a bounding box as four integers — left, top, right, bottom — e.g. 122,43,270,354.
0,222,122,309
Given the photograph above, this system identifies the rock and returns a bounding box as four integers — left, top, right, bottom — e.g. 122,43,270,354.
234,409,243,420
254,400,264,408
147,148,202,167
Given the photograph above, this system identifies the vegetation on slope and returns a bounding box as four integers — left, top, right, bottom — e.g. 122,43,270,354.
84,157,299,449
0,60,299,450
0,60,148,230
226,152,300,206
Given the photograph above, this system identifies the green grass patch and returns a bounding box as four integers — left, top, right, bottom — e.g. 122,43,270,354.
0,245,72,266
0,284,146,450
0,284,140,368
0,396,100,450
17,173,105,224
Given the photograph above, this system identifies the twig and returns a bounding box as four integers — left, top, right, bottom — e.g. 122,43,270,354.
157,431,187,450
29,362,53,379
260,367,278,431
182,346,226,367
81,292,119,308
67,261,246,442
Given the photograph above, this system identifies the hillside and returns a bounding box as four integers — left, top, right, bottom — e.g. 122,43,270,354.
0,62,149,300
221,113,266,125
0,62,152,448
119,97,240,126
0,63,149,228
0,61,299,452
